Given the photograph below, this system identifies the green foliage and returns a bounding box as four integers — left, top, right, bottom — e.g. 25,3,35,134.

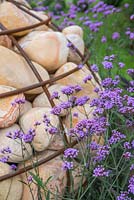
102,0,123,6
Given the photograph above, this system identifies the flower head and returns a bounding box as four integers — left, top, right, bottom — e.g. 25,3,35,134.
93,165,110,177
128,175,134,194
62,161,73,170
64,148,79,158
51,106,61,115
112,32,120,40
101,36,107,43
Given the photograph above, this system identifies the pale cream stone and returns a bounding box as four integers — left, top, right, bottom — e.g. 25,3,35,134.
19,100,32,117
66,34,84,64
20,155,67,200
0,2,33,36
18,31,69,72
15,0,31,8
0,2,50,36
0,124,33,163
33,84,68,116
0,29,12,48
55,62,101,99
0,162,23,200
30,11,50,31
0,85,24,128
19,107,59,151
62,25,83,38
0,46,50,94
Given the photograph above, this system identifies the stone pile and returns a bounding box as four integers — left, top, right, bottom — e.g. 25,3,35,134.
0,1,103,200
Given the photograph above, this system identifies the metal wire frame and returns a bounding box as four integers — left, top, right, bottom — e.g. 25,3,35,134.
0,0,100,182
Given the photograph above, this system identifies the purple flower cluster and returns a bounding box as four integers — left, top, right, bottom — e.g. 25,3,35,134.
88,141,101,151
6,128,36,143
6,129,24,140
123,152,132,159
104,54,116,61
61,85,82,96
64,148,79,158
128,175,134,194
23,128,36,143
75,96,90,106
108,130,126,145
0,147,12,154
10,164,17,170
91,1,120,16
91,64,99,72
51,106,61,115
117,191,131,200
90,88,123,114
112,32,120,40
51,91,59,99
75,116,108,138
0,156,9,163
83,75,92,83
101,36,107,43
125,28,134,40
62,161,73,170
94,145,110,162
102,61,113,69
101,77,120,88
48,127,58,135
11,97,25,106
93,165,110,177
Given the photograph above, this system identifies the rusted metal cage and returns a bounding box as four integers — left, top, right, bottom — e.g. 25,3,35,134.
0,0,101,183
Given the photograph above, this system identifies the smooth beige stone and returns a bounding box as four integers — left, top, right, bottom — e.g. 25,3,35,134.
0,2,49,36
0,29,12,48
0,124,33,163
30,11,50,31
66,34,84,63
19,100,32,117
19,107,59,151
62,25,83,38
0,46,50,94
18,31,69,72
0,162,23,200
55,62,100,99
33,84,68,116
0,2,33,36
21,156,67,200
15,0,31,8
0,85,24,128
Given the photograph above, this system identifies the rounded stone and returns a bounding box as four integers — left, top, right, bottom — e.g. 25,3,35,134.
18,31,69,72
19,100,32,117
0,162,23,200
0,2,33,36
0,124,33,163
0,46,50,94
0,85,24,128
0,29,12,48
55,62,100,99
66,34,84,63
20,155,67,200
62,25,83,38
19,107,60,151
